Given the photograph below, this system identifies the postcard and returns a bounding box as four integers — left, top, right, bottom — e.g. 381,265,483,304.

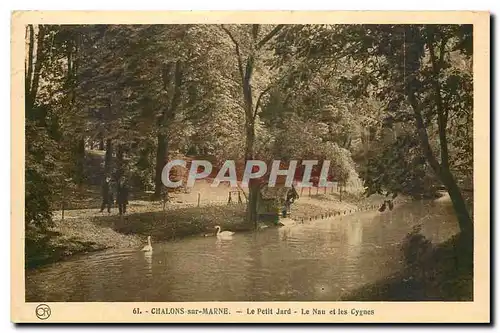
11,10,490,323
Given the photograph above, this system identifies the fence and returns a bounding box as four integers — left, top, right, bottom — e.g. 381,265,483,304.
294,199,401,224
161,188,398,222
160,190,247,210
298,183,360,201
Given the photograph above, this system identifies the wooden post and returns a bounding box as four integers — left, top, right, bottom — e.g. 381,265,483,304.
227,191,232,204
197,192,201,207
308,187,311,196
61,182,65,221
161,186,168,211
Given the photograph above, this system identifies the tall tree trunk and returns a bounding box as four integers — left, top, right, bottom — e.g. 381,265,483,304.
104,139,113,177
26,25,46,114
27,25,46,112
440,168,473,236
25,25,35,108
220,24,284,230
153,60,183,198
426,32,472,239
243,58,260,229
73,138,85,186
409,91,473,239
404,31,473,242
98,136,104,150
245,121,259,228
154,134,167,198
67,38,86,187
116,145,125,179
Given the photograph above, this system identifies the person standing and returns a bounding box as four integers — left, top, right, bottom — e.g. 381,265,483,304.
99,177,113,213
117,178,129,215
283,185,299,217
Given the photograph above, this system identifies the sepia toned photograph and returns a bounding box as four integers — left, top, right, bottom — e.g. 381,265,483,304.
11,11,490,323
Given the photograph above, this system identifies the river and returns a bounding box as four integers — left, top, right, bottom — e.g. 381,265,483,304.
26,197,458,302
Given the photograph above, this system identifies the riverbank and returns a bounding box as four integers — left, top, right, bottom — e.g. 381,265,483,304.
26,204,246,269
26,190,387,269
341,232,473,301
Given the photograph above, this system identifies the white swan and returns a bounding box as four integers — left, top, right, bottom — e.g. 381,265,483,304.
141,236,153,252
214,225,235,238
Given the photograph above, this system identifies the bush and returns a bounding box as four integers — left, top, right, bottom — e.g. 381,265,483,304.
401,225,433,268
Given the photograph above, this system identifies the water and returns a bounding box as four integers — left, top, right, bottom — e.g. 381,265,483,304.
26,198,458,302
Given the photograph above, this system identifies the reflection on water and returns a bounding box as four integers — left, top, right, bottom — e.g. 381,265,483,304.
144,252,153,278
26,199,458,302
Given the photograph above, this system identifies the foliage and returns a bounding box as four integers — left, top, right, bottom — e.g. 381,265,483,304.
25,121,55,229
401,225,433,268
272,24,473,234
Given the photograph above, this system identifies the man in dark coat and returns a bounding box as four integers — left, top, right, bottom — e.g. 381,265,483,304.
117,178,129,215
283,185,299,217
99,177,113,213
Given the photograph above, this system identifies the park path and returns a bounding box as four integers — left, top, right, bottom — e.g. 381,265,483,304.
53,179,376,222
53,181,240,221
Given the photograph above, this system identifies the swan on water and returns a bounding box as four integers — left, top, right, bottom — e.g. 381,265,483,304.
141,236,153,252
214,225,235,238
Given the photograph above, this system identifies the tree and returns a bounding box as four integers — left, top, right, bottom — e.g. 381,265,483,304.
25,24,81,229
220,24,284,228
298,24,473,237
25,24,54,230
275,24,473,241
402,25,473,238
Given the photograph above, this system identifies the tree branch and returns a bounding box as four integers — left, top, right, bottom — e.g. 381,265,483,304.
166,60,183,122
257,24,284,50
252,24,260,41
438,35,447,67
407,91,442,176
242,56,255,119
427,31,450,170
244,55,254,86
27,25,46,112
438,36,449,121
253,85,273,120
253,72,293,120
220,25,244,81
25,25,35,106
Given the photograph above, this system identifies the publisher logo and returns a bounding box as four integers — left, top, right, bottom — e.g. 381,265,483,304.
35,304,51,320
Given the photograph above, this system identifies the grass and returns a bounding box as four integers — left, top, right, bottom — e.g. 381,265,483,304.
25,218,143,269
53,184,158,211
92,204,249,241
26,204,251,269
